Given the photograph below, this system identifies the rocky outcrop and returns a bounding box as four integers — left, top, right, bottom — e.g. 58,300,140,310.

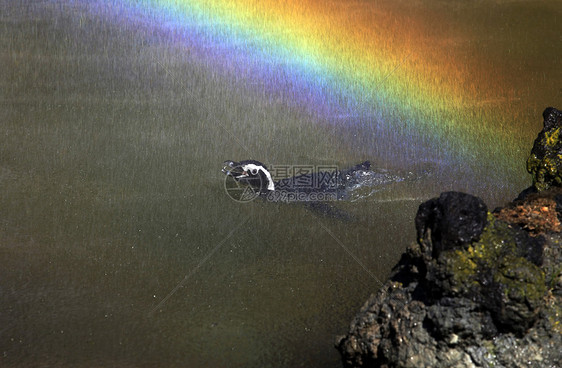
527,107,562,191
336,108,562,368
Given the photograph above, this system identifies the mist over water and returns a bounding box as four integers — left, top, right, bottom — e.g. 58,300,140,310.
2,1,561,367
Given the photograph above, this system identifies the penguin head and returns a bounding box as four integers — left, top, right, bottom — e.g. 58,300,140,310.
222,160,275,193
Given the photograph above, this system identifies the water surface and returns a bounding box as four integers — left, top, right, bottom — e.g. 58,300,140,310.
1,1,561,367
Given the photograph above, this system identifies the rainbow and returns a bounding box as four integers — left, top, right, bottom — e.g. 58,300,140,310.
72,0,528,178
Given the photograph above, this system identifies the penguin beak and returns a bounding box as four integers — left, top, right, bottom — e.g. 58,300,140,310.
222,161,246,179
234,171,249,179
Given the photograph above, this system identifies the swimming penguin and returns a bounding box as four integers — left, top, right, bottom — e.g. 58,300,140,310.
222,159,372,203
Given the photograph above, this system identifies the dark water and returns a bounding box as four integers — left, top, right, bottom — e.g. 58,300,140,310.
1,1,560,367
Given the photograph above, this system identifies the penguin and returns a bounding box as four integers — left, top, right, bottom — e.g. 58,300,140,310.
222,159,372,201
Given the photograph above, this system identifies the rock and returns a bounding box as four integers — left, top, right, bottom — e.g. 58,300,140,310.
337,108,562,368
336,189,561,368
495,193,561,235
415,191,488,258
527,107,562,191
427,213,546,334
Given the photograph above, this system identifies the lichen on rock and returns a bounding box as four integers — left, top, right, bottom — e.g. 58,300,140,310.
336,189,561,368
337,109,562,367
495,194,561,235
434,214,546,334
527,107,562,191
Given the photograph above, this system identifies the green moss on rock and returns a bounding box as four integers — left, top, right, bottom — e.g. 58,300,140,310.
439,214,546,333
527,107,562,191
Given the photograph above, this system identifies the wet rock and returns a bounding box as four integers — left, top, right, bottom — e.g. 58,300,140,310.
336,189,561,368
426,214,546,333
527,107,562,191
424,297,498,343
415,191,488,258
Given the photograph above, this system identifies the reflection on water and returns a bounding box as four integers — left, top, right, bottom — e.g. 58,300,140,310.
1,1,560,367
